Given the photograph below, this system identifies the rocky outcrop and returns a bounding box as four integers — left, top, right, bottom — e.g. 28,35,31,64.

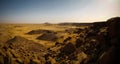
98,17,120,64
36,33,58,41
27,29,55,35
75,38,84,48
6,36,47,56
0,36,47,64
107,17,120,38
61,43,76,55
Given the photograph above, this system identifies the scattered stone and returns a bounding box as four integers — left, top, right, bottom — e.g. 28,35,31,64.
6,36,47,54
63,37,71,42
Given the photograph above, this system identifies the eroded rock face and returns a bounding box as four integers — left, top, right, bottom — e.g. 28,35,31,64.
97,17,120,64
107,17,120,38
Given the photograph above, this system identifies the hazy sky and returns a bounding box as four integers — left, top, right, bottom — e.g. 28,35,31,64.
0,0,120,23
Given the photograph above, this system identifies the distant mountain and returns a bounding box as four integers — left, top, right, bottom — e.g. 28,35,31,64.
58,21,106,26
58,23,92,26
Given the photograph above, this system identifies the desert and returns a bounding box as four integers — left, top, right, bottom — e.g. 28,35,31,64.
0,17,120,64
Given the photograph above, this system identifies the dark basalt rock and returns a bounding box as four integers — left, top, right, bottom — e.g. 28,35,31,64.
75,38,84,48
36,33,58,41
97,17,120,64
65,28,83,34
73,28,84,34
63,37,71,43
92,22,107,29
27,29,55,35
107,17,120,38
61,43,76,55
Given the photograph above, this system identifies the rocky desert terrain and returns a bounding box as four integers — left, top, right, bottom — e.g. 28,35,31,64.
0,17,120,64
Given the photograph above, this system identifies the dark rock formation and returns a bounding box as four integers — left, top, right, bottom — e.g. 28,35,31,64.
36,33,58,41
92,22,107,29
61,43,76,55
98,17,120,64
107,17,120,38
65,28,83,34
63,37,71,43
27,29,55,35
75,38,84,48
73,28,84,34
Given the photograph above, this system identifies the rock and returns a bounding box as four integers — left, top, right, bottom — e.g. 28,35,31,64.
76,52,88,64
30,58,46,64
0,55,4,64
107,17,120,38
24,57,30,64
92,22,107,29
55,42,61,46
85,29,97,38
61,43,76,55
96,17,120,64
27,29,55,35
73,28,83,34
6,36,47,55
75,39,84,48
37,33,58,41
98,46,120,64
16,58,23,64
65,28,83,34
0,36,48,64
63,37,71,42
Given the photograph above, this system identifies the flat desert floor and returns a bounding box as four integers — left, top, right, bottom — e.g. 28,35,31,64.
0,24,87,48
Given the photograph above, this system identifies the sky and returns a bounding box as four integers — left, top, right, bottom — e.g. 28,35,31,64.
0,0,120,23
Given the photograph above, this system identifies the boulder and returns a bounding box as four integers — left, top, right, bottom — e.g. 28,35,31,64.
61,43,76,55
75,39,83,48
